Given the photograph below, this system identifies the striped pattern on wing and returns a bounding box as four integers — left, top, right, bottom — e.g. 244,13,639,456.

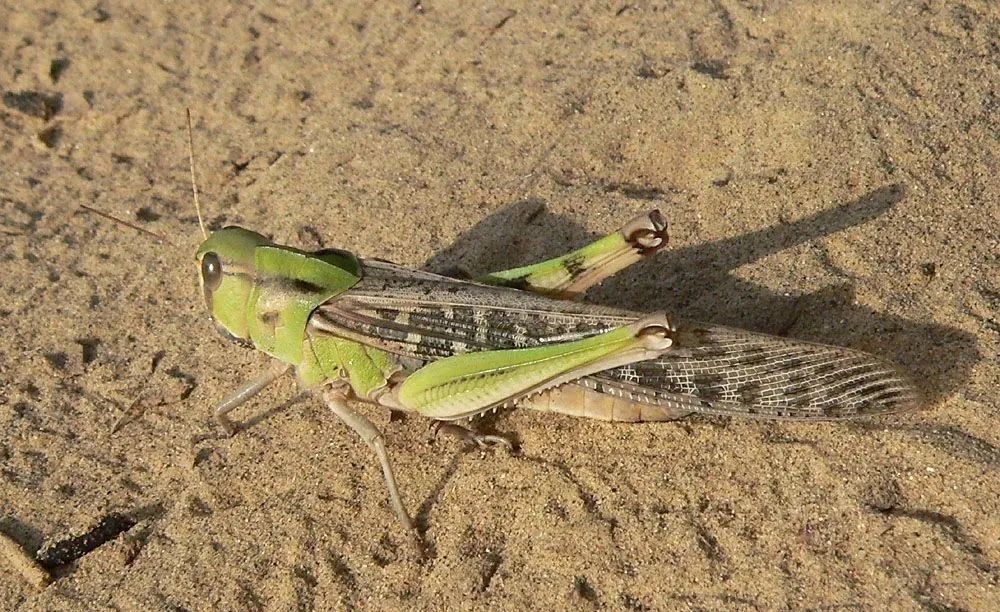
593,322,918,419
312,260,918,420
312,260,634,358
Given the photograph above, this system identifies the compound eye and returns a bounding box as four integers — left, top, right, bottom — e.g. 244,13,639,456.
201,252,223,291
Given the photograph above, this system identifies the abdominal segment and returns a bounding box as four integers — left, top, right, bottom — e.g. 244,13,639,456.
518,381,691,422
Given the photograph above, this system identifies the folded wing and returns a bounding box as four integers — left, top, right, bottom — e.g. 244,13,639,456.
592,321,918,420
312,260,918,420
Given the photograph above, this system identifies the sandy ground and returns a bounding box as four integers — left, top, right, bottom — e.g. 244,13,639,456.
1,1,998,609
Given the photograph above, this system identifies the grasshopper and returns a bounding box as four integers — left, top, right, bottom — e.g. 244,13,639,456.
182,118,917,537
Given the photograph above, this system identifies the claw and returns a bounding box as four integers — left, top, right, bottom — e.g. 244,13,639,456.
431,421,515,453
469,433,515,452
216,414,239,437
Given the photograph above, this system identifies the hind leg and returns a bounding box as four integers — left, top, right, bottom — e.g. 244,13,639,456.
477,209,668,298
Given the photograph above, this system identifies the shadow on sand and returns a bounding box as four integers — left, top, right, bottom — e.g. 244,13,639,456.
424,185,978,410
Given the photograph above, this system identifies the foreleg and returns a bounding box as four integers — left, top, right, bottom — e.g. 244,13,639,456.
214,360,292,435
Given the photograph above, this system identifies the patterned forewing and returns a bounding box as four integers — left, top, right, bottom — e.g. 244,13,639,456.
312,260,635,358
594,322,918,419
312,260,917,420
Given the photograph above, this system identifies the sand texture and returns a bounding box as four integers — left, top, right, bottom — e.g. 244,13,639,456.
1,1,998,609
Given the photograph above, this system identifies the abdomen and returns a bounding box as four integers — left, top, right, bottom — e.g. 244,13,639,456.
519,382,691,422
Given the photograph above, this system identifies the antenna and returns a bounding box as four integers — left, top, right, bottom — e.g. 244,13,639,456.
186,109,208,239
78,204,174,245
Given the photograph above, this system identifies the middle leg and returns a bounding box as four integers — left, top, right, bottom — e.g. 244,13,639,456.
323,384,416,536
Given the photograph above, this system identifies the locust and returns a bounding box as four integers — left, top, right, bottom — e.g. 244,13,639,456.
179,117,917,538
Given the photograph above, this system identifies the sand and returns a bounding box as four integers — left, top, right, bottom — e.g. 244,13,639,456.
1,1,997,609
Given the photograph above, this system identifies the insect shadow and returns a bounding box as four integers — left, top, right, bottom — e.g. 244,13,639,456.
424,185,977,408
